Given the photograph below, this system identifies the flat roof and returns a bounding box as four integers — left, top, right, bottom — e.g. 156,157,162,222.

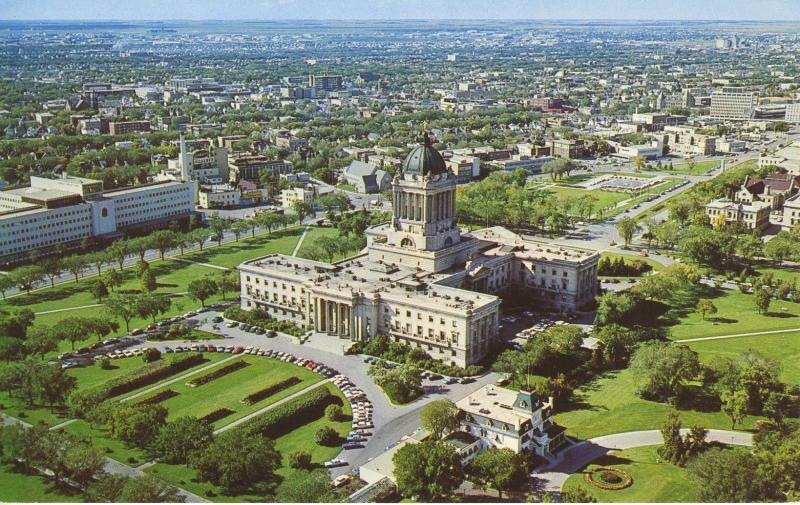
456,385,531,428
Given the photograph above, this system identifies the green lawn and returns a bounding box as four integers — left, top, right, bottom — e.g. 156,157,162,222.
599,252,666,274
295,226,351,262
0,463,82,502
662,285,800,340
687,330,800,385
553,367,760,440
179,226,303,269
562,445,698,502
657,159,721,176
144,383,352,502
131,354,323,428
337,183,356,192
559,172,654,185
62,419,151,466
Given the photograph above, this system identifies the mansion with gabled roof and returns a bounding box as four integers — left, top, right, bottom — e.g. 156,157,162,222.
238,134,600,367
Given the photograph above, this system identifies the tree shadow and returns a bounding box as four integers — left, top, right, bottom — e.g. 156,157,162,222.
765,311,798,319
584,453,633,467
707,316,737,324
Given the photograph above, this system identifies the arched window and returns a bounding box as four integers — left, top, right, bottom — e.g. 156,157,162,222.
400,237,414,248
444,236,453,247
101,207,108,218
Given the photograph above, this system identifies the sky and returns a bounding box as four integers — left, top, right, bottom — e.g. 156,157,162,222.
2,0,800,21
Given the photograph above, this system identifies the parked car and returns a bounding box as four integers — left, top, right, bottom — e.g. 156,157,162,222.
212,316,224,323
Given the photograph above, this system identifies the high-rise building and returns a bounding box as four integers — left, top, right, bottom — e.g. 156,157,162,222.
710,87,754,120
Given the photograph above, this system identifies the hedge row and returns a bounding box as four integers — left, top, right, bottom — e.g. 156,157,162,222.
186,360,249,387
199,407,235,425
241,377,301,405
136,389,179,406
236,387,337,439
68,353,205,416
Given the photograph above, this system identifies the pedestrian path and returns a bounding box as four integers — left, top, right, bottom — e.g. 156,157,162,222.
291,225,312,256
35,303,104,315
675,326,800,343
171,257,230,270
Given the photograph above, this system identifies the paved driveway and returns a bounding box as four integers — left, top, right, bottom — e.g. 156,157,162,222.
137,312,500,476
534,428,753,495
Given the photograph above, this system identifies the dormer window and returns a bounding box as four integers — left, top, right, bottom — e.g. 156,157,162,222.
519,400,528,408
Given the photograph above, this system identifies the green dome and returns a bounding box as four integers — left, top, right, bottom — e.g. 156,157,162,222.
401,134,447,178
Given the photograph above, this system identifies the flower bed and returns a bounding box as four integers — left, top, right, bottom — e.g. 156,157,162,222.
199,407,235,425
186,360,250,387
584,467,634,490
136,389,179,406
241,376,302,405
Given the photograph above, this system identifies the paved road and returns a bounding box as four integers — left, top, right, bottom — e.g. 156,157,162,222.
137,312,500,477
535,428,753,495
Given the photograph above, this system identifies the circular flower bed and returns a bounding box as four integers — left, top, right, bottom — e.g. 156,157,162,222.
584,467,633,490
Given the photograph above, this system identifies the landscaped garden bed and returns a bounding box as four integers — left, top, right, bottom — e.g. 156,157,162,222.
186,359,250,387
199,407,236,424
584,467,633,490
135,389,179,406
242,377,302,405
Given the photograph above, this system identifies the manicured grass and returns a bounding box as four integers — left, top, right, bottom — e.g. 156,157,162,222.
0,463,82,502
687,330,800,385
662,285,800,340
135,354,322,428
562,445,698,503
295,226,350,262
656,159,721,176
553,367,760,440
0,392,67,427
542,186,629,212
559,172,655,185
144,383,352,502
179,226,303,269
337,183,356,192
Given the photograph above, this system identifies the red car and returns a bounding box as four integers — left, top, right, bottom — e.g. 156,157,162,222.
206,344,216,352
233,346,244,354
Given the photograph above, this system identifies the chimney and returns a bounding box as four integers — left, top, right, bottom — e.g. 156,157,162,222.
549,395,555,410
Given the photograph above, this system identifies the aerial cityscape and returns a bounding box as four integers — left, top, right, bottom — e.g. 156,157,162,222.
1,1,800,503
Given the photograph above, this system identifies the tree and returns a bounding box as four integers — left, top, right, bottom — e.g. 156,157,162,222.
187,277,217,307
107,239,130,271
720,389,749,429
736,234,763,266
616,217,640,247
393,440,464,501
658,410,685,465
291,200,313,224
105,293,138,332
368,361,423,403
151,230,176,260
288,450,313,470
753,286,772,315
467,448,527,498
695,299,717,321
87,251,109,276
256,211,282,236
633,155,647,172
102,268,123,292
25,325,58,360
61,442,106,488
40,256,62,287
13,265,43,294
57,316,89,351
629,341,700,402
118,475,185,503
230,220,250,242
93,279,109,302
325,404,343,422
130,236,153,263
135,294,171,324
316,236,341,262
0,274,14,299
688,448,767,502
84,474,129,503
209,216,229,246
275,469,337,503
140,269,157,293
314,425,339,446
216,271,239,300
191,228,213,251
155,416,214,464
764,233,796,265
419,399,460,440
111,404,168,448
191,431,281,494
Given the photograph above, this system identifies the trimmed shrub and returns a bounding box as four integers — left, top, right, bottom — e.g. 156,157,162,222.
186,360,249,387
288,451,312,469
242,377,301,405
136,389,179,406
199,408,235,425
325,404,344,421
236,387,337,439
68,353,205,417
315,426,339,446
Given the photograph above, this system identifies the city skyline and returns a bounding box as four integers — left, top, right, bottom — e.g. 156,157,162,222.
3,0,800,21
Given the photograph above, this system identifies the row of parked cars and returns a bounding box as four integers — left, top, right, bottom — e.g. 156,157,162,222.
330,374,373,452
128,302,237,337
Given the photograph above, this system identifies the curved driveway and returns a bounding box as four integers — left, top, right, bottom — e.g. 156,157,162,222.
535,428,753,493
